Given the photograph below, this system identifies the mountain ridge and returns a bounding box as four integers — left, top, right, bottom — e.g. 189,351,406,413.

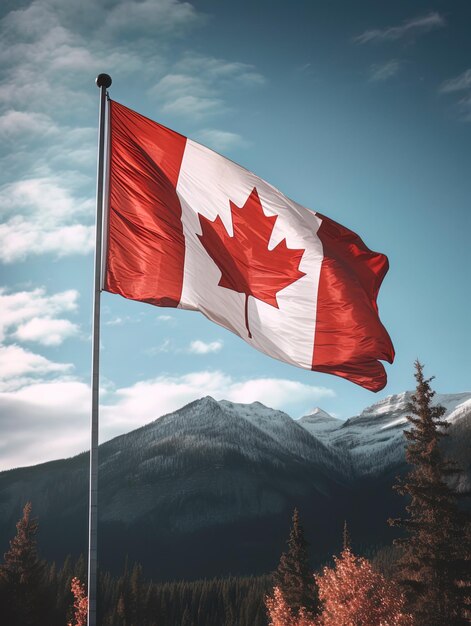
0,391,469,579
296,390,471,479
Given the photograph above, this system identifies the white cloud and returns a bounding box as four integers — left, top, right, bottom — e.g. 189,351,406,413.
101,0,202,37
0,0,192,110
6,378,88,408
369,60,400,82
224,378,334,408
0,2,170,263
440,69,471,93
2,0,202,43
150,55,265,118
439,69,471,121
105,312,152,327
162,94,223,117
0,344,72,382
0,0,262,261
189,340,223,354
0,287,79,341
150,72,212,100
0,379,89,469
196,129,248,151
0,216,94,263
14,317,79,346
105,317,125,326
458,94,471,121
0,4,96,113
173,55,265,85
146,339,173,355
0,370,335,469
0,173,95,262
354,12,445,44
0,110,58,139
0,2,168,115
150,73,222,116
0,176,93,222
157,314,173,322
147,337,224,355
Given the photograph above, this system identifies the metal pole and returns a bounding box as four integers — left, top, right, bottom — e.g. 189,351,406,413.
88,72,112,626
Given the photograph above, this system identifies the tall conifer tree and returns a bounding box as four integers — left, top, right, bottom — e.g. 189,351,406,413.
272,508,319,618
0,502,49,625
389,360,470,625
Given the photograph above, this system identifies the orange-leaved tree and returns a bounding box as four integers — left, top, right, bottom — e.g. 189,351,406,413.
266,586,316,626
315,545,413,626
68,576,88,626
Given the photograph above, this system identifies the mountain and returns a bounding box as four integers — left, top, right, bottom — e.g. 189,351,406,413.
298,391,471,479
0,392,469,580
296,408,342,437
0,397,351,579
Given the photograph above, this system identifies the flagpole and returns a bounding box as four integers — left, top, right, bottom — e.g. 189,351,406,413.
88,72,111,626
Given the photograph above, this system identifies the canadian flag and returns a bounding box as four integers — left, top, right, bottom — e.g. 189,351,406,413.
104,101,394,391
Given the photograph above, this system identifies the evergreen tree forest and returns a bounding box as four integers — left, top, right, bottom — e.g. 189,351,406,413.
0,362,469,625
0,540,271,626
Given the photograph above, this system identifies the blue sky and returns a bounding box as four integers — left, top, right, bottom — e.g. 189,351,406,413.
1,0,470,469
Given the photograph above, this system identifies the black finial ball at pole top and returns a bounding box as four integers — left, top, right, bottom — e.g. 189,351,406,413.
96,74,112,88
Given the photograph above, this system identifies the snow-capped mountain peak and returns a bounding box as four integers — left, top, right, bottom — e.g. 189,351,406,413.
297,391,471,477
305,407,336,420
297,408,341,438
359,391,410,418
447,397,471,424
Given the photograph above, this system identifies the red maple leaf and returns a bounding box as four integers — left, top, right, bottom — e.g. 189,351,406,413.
198,187,306,338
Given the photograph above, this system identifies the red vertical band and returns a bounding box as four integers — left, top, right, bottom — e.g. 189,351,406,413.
312,213,395,392
104,100,187,307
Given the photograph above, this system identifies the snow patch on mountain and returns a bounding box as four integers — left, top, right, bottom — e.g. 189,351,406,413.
448,397,471,424
297,408,342,437
298,391,471,477
217,399,347,473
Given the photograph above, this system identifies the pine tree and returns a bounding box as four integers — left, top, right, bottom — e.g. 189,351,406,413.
272,508,319,618
342,520,350,551
0,502,49,625
181,605,192,626
129,562,143,624
116,594,126,625
389,360,471,625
